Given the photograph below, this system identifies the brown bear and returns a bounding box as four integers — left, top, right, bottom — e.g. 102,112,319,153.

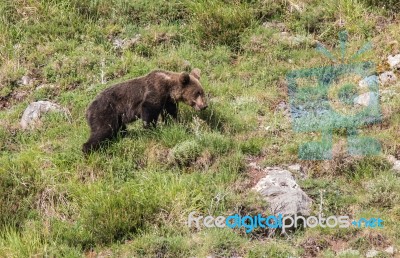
82,68,207,154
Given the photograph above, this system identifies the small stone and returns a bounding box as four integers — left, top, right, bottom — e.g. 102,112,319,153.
183,60,191,69
379,71,397,85
384,246,394,254
21,75,32,86
354,92,378,106
366,249,379,258
288,164,301,172
387,54,400,69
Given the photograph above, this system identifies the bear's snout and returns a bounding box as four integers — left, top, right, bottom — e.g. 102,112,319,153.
194,103,207,111
199,103,208,110
193,96,207,111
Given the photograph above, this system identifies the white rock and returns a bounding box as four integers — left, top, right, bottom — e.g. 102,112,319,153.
20,101,68,130
379,71,397,85
113,34,141,50
253,167,312,216
394,161,400,172
366,249,379,258
354,92,379,106
113,38,124,49
36,84,56,91
288,164,301,172
387,54,400,69
21,75,32,86
384,246,394,254
387,155,400,173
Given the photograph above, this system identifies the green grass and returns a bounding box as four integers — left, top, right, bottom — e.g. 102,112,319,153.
0,0,400,257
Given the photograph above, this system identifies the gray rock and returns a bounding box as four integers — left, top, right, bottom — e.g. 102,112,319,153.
379,71,397,85
366,249,379,258
252,167,312,216
354,92,378,106
387,54,400,69
20,101,68,130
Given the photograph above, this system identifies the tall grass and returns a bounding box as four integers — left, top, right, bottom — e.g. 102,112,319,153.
0,0,399,256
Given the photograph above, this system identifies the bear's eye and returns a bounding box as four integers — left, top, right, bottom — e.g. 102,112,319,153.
196,91,201,96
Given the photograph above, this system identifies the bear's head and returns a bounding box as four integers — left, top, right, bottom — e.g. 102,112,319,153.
179,68,207,111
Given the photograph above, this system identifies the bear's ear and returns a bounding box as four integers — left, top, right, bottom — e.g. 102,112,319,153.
180,72,190,85
190,68,201,80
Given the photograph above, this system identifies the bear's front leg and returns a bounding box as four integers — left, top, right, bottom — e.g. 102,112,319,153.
161,101,178,124
141,104,161,129
119,123,127,137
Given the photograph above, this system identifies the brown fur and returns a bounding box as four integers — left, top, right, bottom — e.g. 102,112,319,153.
82,68,207,154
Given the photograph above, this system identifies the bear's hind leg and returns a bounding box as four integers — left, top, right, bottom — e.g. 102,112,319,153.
82,114,121,154
82,128,115,154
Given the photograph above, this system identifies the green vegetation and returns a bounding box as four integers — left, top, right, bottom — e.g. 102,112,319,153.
1,0,399,257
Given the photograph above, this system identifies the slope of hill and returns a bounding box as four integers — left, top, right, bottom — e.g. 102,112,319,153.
0,0,399,257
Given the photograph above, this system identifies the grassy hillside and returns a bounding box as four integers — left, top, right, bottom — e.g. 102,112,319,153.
0,0,399,257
